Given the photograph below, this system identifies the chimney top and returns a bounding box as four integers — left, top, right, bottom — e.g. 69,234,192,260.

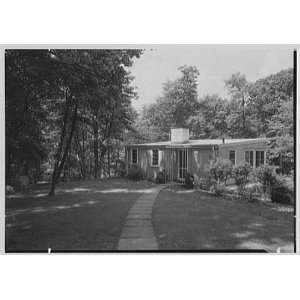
171,128,189,144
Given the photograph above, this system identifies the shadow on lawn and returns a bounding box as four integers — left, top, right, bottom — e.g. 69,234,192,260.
153,188,295,253
6,178,156,251
6,179,155,230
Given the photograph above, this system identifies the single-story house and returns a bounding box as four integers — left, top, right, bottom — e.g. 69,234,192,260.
125,128,269,181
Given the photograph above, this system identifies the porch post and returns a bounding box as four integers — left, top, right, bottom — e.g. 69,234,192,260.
126,147,128,174
187,146,189,174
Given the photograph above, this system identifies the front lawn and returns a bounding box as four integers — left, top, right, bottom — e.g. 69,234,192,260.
5,178,155,252
152,186,294,252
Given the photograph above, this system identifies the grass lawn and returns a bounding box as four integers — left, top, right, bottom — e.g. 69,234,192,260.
152,186,295,252
5,178,155,252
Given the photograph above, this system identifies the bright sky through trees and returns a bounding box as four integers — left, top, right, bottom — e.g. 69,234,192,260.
130,45,293,111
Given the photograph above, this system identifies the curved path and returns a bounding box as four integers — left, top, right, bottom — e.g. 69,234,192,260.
118,186,164,250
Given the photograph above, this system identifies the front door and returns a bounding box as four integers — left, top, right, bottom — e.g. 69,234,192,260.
178,149,188,180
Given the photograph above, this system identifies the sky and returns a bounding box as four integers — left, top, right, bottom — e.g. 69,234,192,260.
129,45,293,111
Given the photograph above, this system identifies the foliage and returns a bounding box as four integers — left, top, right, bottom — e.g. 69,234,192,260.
267,135,294,174
127,165,144,181
210,182,226,196
137,65,200,141
193,175,212,191
248,69,293,136
209,159,233,184
225,73,251,137
5,49,142,195
254,165,277,193
155,170,168,184
184,172,194,189
5,48,294,195
231,164,251,196
271,175,294,205
188,95,229,138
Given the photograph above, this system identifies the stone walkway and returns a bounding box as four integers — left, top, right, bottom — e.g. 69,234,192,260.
118,186,164,250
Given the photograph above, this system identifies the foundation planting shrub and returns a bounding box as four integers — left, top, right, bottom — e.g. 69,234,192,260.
184,172,194,189
231,164,251,197
254,165,276,199
271,175,294,205
209,159,233,195
155,170,168,184
209,159,233,185
127,165,143,180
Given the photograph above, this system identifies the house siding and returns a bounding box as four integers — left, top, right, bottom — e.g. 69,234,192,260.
218,141,268,167
126,139,268,180
189,148,214,177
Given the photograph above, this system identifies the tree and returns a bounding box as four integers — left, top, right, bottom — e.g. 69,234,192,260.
5,50,61,185
225,73,250,137
5,49,142,195
138,65,200,139
247,68,293,136
188,94,228,138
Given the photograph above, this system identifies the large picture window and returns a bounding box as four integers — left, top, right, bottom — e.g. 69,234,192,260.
131,149,138,164
256,151,265,167
245,150,254,167
152,149,159,166
229,150,236,165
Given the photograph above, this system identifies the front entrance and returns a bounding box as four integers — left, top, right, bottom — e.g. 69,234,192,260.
178,149,188,180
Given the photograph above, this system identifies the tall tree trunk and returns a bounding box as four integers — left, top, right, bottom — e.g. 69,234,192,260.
49,97,78,196
107,144,111,178
93,123,99,179
49,91,71,196
242,95,246,136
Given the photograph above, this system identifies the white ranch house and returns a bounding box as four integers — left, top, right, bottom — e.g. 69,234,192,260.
125,128,269,181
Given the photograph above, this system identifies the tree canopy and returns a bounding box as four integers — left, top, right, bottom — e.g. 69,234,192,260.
6,49,142,194
6,50,294,193
136,66,294,173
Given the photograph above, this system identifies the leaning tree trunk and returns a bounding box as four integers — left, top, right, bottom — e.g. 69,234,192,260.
49,97,78,196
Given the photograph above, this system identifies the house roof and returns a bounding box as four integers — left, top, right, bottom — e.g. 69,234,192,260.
126,138,269,148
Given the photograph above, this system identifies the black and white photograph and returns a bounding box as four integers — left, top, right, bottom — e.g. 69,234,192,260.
4,45,296,253
2,1,300,300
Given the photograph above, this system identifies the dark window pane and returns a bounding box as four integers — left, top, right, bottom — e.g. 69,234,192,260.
255,151,264,167
245,151,254,166
152,149,158,166
132,149,137,164
229,150,235,164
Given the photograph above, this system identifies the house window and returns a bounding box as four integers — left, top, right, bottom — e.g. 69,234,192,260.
256,151,265,167
152,149,159,166
229,150,236,165
245,150,254,167
131,149,138,164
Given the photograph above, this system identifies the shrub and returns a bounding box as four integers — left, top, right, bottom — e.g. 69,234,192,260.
5,185,15,194
210,182,225,196
155,170,168,184
115,160,126,177
232,164,251,196
209,159,233,185
255,165,276,191
184,172,194,189
115,168,126,177
127,165,143,180
271,175,294,205
254,165,276,200
194,175,211,191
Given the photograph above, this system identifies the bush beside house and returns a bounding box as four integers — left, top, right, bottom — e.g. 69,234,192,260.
127,165,144,180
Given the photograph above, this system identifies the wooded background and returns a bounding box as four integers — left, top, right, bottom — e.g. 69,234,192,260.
5,50,294,195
